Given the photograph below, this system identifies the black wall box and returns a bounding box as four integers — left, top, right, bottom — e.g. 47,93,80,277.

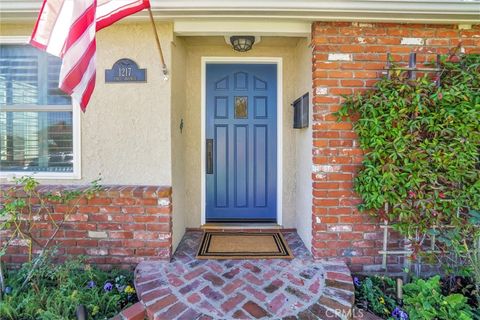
292,92,309,129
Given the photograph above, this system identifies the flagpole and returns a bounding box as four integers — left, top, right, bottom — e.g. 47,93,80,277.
148,7,168,79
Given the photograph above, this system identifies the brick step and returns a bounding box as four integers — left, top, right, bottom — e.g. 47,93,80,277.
134,231,355,320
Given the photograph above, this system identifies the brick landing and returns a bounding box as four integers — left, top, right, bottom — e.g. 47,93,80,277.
134,231,354,320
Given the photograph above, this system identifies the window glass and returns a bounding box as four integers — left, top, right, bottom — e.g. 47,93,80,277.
0,45,74,173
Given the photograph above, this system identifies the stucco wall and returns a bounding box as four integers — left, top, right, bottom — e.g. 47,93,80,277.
181,37,304,228
294,38,313,251
170,36,187,251
1,23,313,236
0,22,173,186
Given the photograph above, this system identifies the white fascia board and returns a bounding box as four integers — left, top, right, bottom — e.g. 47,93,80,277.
174,19,311,37
0,0,479,24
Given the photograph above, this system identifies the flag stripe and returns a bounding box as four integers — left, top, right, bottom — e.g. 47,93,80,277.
71,52,97,107
59,21,96,86
46,0,71,56
29,0,51,51
80,72,96,111
96,0,150,31
60,40,96,95
64,2,96,52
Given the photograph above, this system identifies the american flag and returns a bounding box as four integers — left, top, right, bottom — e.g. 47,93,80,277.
30,0,150,111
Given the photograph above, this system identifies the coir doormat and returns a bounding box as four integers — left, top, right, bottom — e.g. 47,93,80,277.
196,231,293,259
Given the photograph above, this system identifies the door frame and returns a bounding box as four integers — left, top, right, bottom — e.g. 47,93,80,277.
200,57,283,225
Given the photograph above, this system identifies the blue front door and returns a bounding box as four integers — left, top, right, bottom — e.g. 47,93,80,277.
206,63,277,222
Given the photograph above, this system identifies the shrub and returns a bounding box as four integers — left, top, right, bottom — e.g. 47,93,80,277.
0,176,101,260
336,54,480,235
336,53,480,300
0,252,137,320
403,276,474,320
354,275,476,320
0,176,102,292
354,275,397,317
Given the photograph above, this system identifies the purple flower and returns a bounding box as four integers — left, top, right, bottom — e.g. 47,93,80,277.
87,280,96,289
103,282,113,292
353,277,361,287
392,307,409,320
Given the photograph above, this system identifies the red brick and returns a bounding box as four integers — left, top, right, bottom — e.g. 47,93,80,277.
65,214,89,221
77,206,99,213
313,79,339,87
221,293,246,313
77,239,98,247
133,231,158,240
112,197,138,206
143,240,171,248
147,294,178,318
328,71,353,78
87,197,111,205
320,216,338,223
242,301,270,319
109,248,135,256
339,233,363,241
122,206,145,214
88,214,112,222
313,131,339,139
146,224,170,232
341,79,364,87
313,96,340,104
309,22,480,266
109,231,133,239
155,302,187,320
123,239,145,247
97,223,123,230
99,239,123,247
67,248,87,255
314,233,338,240
146,207,171,214
73,223,97,230
121,302,145,320
137,198,157,206
98,206,121,213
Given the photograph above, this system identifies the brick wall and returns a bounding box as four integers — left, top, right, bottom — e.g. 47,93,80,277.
310,22,480,273
0,185,172,269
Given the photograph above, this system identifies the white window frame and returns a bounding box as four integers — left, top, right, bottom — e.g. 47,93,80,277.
0,36,81,180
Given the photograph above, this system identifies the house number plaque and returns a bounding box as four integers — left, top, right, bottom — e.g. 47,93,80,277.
105,58,146,82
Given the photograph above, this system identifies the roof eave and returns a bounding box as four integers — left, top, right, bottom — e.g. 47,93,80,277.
0,0,479,24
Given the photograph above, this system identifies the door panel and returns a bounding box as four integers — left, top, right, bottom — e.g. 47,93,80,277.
253,125,268,208
206,63,277,222
214,125,228,208
234,125,248,208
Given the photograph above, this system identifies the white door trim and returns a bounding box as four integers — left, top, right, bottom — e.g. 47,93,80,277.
200,57,283,226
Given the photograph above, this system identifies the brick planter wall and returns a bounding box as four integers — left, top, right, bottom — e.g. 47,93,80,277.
0,185,172,269
310,22,480,273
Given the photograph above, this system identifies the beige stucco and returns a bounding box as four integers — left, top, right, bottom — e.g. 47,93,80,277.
294,38,313,251
170,36,188,250
0,22,174,186
1,23,313,251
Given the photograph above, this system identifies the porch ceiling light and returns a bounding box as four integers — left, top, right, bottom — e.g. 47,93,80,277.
230,36,255,52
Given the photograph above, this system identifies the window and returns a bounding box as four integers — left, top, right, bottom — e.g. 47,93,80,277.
0,42,80,178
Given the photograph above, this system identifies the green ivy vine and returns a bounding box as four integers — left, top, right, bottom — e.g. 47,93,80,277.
336,54,480,238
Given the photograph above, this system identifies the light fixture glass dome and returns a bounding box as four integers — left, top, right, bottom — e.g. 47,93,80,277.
230,36,255,52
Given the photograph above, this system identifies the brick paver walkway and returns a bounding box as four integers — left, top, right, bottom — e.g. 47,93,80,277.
135,231,354,320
